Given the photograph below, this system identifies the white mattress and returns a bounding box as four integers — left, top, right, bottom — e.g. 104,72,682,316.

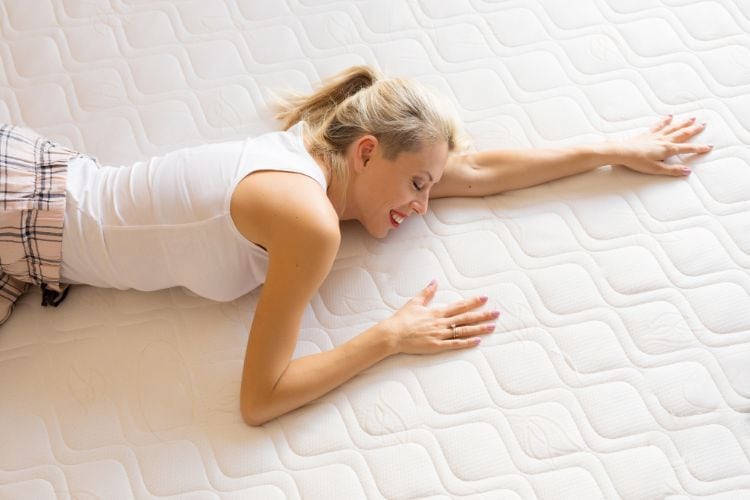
1,1,749,498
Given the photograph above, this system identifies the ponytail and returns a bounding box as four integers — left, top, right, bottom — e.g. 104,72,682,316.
275,66,380,130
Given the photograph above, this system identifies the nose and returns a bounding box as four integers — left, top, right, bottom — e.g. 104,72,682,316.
410,195,429,215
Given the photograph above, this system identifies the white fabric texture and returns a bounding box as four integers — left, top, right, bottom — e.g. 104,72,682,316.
61,122,326,302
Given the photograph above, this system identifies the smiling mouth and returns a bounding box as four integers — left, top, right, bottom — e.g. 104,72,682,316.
390,209,406,227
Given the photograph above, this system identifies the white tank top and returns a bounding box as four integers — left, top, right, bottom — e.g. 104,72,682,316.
60,122,327,302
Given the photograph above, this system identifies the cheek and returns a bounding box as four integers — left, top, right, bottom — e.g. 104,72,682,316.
368,177,395,208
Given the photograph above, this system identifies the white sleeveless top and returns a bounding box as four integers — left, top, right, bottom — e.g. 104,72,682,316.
60,122,327,302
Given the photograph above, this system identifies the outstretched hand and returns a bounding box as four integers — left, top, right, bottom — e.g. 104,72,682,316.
383,280,499,355
612,115,713,177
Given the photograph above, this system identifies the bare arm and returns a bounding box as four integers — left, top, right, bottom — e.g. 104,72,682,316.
245,320,396,426
431,115,712,199
243,277,497,426
238,176,499,426
237,182,499,425
238,174,376,425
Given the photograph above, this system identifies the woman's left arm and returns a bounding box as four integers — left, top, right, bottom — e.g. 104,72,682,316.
431,115,713,199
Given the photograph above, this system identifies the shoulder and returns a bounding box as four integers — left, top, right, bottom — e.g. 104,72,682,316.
231,170,340,255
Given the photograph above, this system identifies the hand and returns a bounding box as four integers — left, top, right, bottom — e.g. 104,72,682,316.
610,115,713,176
383,280,500,355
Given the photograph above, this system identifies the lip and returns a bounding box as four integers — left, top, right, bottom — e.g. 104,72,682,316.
389,209,407,228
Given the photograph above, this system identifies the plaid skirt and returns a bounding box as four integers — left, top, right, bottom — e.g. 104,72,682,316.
0,124,82,325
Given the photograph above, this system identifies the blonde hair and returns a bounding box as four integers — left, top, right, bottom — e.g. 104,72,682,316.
275,66,469,188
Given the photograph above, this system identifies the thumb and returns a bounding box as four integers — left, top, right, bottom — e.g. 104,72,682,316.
414,279,438,306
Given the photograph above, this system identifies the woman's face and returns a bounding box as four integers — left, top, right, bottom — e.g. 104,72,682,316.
344,136,450,238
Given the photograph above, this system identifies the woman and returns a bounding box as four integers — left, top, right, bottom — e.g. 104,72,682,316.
0,66,710,426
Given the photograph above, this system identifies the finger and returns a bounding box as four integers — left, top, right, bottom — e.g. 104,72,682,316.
448,309,501,327
449,322,496,339
671,142,713,154
666,122,706,143
627,159,667,175
649,114,673,133
439,295,488,317
655,161,692,177
414,279,438,306
661,116,696,136
442,336,484,350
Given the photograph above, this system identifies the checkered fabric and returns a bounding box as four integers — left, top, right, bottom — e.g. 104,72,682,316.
0,124,79,325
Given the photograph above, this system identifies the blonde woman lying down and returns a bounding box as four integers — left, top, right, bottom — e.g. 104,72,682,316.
0,66,711,425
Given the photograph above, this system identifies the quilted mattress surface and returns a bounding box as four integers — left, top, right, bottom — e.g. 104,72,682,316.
1,0,749,498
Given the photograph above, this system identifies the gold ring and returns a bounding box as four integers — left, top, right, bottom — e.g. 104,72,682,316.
451,324,457,339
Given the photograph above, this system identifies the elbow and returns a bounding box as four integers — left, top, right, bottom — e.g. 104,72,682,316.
240,387,268,427
242,409,267,428
241,401,271,427
240,371,287,427
240,392,271,427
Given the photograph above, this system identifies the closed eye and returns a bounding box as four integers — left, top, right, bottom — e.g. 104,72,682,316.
412,179,424,191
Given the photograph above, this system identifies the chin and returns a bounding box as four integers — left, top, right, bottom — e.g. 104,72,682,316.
371,227,389,239
361,220,389,239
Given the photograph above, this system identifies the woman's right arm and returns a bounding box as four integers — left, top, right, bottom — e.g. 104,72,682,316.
236,172,347,426
238,175,498,426
243,275,498,426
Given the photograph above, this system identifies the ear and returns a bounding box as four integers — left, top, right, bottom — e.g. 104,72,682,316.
353,135,378,173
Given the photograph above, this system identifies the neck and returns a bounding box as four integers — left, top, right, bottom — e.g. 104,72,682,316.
313,154,355,222
303,134,356,222
326,169,356,222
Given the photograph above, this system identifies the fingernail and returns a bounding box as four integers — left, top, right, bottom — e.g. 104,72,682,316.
708,144,714,149
473,338,482,345
479,295,488,302
487,324,496,331
427,279,437,287
682,167,692,176
689,117,696,122
491,310,501,318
